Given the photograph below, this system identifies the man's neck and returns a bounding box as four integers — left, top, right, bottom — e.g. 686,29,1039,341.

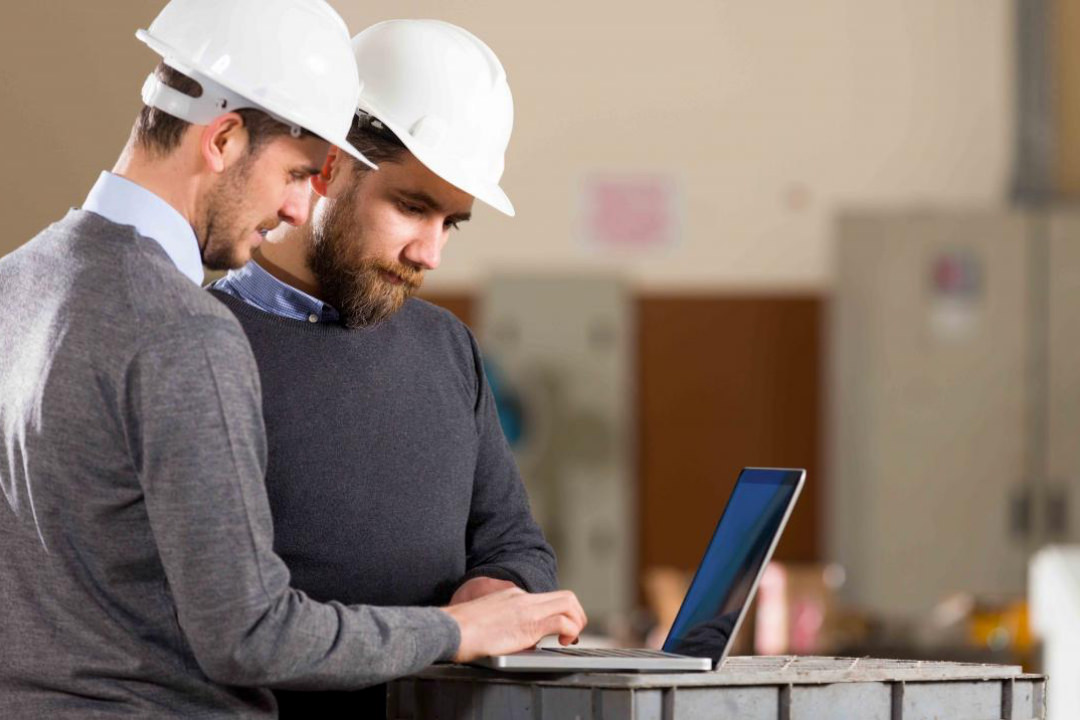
254,227,324,300
111,139,202,230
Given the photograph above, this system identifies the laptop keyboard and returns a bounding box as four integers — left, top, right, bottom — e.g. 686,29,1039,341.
541,647,679,659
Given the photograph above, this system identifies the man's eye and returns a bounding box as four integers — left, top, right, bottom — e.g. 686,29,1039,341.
398,201,424,215
290,172,309,182
445,220,461,231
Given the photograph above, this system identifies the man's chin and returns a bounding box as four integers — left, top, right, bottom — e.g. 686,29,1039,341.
339,292,411,329
202,242,254,273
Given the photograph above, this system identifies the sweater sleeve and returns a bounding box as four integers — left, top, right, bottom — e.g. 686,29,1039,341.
458,330,559,594
125,317,460,689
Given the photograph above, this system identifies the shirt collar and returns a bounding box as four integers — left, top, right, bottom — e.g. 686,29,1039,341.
82,171,204,285
215,259,340,324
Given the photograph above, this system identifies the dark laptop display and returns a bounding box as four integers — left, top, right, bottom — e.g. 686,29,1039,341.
663,468,803,663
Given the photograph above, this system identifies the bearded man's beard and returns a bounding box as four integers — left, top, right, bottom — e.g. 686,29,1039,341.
308,189,424,329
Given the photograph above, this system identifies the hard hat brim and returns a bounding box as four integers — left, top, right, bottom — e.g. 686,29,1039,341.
420,151,516,217
369,109,515,217
475,183,515,218
332,140,378,170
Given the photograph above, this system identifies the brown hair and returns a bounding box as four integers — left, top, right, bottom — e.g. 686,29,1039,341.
344,111,410,175
132,62,312,157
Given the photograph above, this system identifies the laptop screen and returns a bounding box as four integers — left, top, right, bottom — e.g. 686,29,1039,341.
662,468,802,663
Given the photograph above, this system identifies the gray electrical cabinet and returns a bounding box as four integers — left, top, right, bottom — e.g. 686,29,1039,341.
479,276,634,627
829,209,1080,618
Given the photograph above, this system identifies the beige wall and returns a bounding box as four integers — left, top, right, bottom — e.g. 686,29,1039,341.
0,1,1013,292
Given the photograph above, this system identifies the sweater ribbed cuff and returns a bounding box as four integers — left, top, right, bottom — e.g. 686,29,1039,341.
430,607,463,663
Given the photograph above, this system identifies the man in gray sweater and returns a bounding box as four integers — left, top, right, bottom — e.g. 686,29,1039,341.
0,3,585,718
209,21,569,718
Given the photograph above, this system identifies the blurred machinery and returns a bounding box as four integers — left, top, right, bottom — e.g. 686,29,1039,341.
830,210,1080,622
754,563,846,656
479,276,633,628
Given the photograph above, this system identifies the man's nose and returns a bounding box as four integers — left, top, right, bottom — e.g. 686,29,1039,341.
403,222,444,271
278,184,311,227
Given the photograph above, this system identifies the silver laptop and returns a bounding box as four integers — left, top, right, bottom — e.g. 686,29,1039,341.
472,467,806,672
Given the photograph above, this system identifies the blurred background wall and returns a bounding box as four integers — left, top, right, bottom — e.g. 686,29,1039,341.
0,1,1013,288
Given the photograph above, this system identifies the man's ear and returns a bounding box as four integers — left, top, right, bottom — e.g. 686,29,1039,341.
199,113,247,174
311,146,346,198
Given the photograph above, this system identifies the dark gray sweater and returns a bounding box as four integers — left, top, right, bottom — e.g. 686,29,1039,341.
208,289,558,718
0,211,460,719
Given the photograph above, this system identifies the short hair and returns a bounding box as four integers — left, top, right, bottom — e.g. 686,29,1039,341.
344,111,410,175
132,62,312,157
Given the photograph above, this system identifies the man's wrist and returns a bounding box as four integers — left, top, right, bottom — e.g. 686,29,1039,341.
459,566,524,590
450,576,518,605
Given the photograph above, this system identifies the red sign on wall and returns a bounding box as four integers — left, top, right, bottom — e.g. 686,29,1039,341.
582,175,680,251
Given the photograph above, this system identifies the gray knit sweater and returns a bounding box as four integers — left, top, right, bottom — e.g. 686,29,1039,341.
0,210,459,719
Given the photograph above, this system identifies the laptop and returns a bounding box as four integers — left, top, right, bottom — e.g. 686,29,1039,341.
472,467,806,672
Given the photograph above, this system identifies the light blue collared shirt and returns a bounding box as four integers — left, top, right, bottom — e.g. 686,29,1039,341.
82,171,204,285
211,260,341,324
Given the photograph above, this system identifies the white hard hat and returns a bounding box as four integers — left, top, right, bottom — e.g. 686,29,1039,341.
352,20,516,216
136,0,374,168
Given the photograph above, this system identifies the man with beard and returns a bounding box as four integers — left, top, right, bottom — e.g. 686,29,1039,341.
209,20,564,718
0,4,585,718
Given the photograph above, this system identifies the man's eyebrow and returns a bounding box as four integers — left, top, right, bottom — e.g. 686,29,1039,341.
400,189,471,223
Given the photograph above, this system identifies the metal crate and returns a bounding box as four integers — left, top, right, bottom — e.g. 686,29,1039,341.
388,656,1045,719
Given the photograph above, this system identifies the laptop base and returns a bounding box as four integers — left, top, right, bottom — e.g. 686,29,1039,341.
471,647,713,673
